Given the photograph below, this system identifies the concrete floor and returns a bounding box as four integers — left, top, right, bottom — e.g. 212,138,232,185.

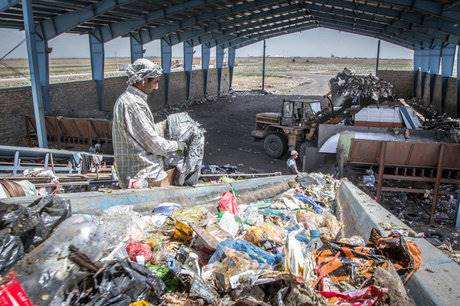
183,73,332,174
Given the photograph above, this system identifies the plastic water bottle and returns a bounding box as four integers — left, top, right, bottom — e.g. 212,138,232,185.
306,229,323,251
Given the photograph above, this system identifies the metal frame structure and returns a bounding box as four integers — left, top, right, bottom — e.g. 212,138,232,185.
1,0,460,147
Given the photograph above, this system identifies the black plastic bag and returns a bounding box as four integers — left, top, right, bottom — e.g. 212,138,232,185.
0,195,71,273
0,234,24,274
63,247,166,306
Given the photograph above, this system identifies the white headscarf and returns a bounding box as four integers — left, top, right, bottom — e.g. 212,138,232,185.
126,58,163,85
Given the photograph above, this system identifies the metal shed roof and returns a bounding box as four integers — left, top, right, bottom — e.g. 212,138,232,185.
1,0,460,50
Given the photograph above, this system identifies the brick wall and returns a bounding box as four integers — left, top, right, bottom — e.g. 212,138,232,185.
0,68,229,146
377,70,414,99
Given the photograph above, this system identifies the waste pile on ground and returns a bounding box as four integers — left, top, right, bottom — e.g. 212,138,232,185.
329,68,394,107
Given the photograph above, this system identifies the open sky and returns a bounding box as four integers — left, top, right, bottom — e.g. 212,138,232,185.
0,27,413,59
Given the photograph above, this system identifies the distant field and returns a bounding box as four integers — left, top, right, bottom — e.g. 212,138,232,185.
0,56,412,91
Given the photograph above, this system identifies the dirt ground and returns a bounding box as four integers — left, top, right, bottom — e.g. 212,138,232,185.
180,70,333,175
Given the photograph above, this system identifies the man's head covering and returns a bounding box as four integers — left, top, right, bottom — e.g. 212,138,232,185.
126,58,163,85
291,150,299,156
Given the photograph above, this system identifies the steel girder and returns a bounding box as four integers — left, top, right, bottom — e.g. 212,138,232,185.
368,0,460,23
22,0,47,148
130,0,283,45
200,15,420,50
90,0,243,43
0,0,18,12
127,1,459,54
125,0,460,51
441,44,456,77
229,21,416,50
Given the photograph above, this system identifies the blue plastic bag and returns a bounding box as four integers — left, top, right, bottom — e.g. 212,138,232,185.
208,240,282,268
152,203,182,216
293,194,324,214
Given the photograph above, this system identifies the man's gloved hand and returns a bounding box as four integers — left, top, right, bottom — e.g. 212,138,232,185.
176,141,187,152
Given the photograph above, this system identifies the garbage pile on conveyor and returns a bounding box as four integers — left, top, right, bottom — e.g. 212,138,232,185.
0,174,421,305
329,68,394,106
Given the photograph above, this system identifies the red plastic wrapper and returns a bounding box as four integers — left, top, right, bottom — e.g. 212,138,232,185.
320,285,387,306
218,191,238,215
126,242,153,263
0,272,33,306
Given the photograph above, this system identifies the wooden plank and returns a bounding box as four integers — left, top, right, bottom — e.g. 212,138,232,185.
430,144,446,224
376,141,386,202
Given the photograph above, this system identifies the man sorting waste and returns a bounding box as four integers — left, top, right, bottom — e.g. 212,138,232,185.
112,58,187,188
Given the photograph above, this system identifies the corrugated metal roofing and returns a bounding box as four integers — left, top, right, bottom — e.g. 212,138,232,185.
1,0,460,49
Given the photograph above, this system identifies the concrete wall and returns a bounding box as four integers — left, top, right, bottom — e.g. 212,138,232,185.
337,179,460,306
0,68,229,146
377,70,414,99
379,69,458,118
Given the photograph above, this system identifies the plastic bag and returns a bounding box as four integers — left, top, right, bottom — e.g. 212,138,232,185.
153,203,182,216
0,235,24,275
166,112,205,186
0,195,71,273
0,272,33,306
209,240,282,268
243,223,286,248
218,212,239,238
293,193,324,214
219,191,239,215
320,285,387,305
61,257,166,305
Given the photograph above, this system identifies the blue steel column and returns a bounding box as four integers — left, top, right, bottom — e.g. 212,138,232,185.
202,45,210,95
184,42,193,99
429,47,441,104
161,39,172,105
441,44,456,110
457,45,460,117
130,36,143,63
228,47,235,90
216,46,224,95
36,34,50,111
22,0,48,148
89,33,105,111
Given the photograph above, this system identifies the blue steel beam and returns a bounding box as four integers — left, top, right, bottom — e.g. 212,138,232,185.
373,0,460,23
38,0,136,41
0,0,18,12
161,39,172,105
229,21,415,51
228,47,235,90
92,0,218,42
216,46,224,95
158,4,438,50
458,45,460,117
182,6,440,50
184,41,193,99
130,35,143,63
89,33,105,111
119,0,282,44
137,0,460,49
309,0,460,39
208,17,417,50
22,0,47,148
202,45,210,95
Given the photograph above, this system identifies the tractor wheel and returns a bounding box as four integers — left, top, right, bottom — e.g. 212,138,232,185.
264,133,288,159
